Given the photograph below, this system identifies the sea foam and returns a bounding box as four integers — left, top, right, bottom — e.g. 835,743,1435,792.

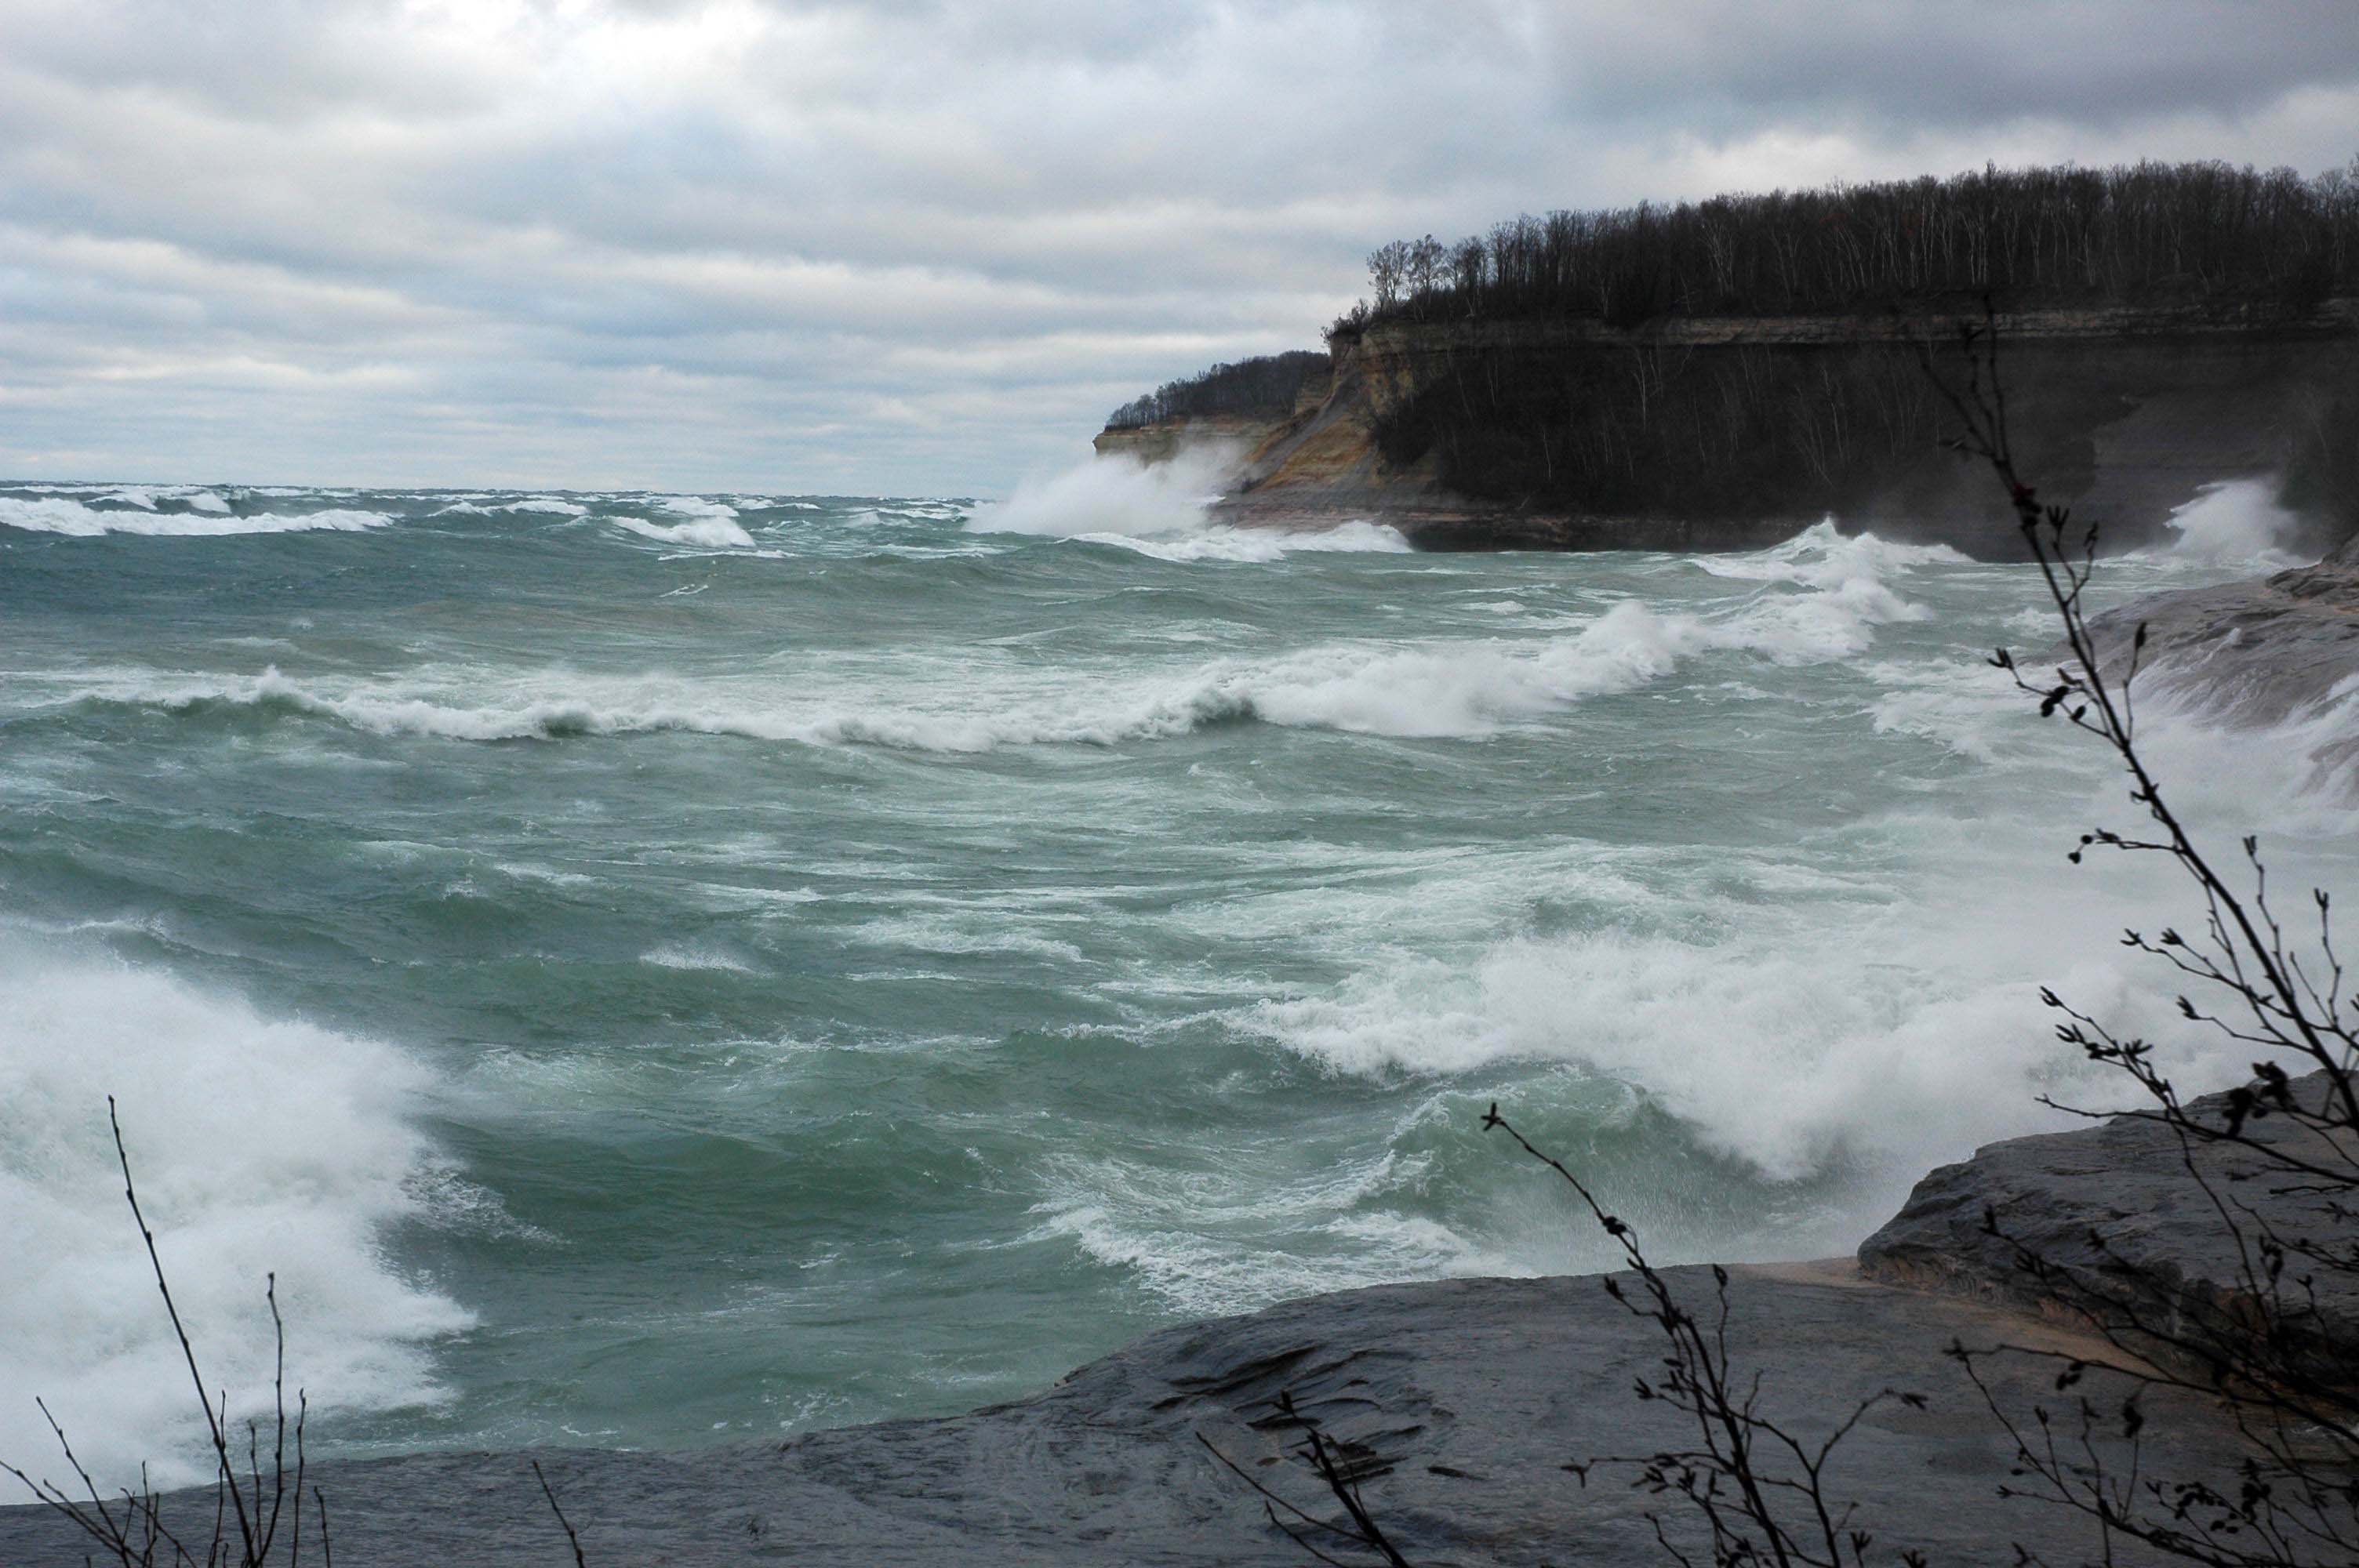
613,515,758,549
0,941,470,1488
0,495,392,537
965,445,1412,561
35,527,1943,750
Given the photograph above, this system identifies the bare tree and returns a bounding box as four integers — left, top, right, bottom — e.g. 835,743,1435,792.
1916,309,2359,1568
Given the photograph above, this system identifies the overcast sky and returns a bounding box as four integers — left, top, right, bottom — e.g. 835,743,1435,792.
2,1,2355,495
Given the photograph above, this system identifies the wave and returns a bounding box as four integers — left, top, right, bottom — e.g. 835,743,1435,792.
2134,477,2310,572
53,664,1241,750
33,532,1936,750
1078,520,1412,562
432,497,590,517
0,939,471,1488
965,447,1414,560
0,495,392,537
658,495,744,523
1212,529,1939,737
612,515,758,549
94,486,234,514
1223,830,2271,1239
16,484,231,514
966,445,1240,540
1232,670,2359,1243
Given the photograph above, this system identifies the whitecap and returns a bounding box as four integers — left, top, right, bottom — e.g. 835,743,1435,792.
612,515,757,550
34,535,1921,752
642,942,758,974
1081,520,1412,563
0,941,471,1489
0,496,392,538
433,497,588,518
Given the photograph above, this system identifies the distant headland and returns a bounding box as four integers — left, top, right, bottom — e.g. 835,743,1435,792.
1096,161,2359,557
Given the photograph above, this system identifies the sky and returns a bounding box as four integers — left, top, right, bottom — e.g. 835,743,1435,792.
2,0,2356,495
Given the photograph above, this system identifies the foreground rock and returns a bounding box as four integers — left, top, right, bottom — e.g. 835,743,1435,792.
6,1083,2340,1565
2082,546,2359,732
0,1265,2256,1566
1863,1073,2359,1385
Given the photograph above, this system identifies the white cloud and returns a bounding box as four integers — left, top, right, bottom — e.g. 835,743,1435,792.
0,0,2351,492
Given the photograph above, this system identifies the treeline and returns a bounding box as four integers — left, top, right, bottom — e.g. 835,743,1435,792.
1337,160,2359,334
1105,350,1327,430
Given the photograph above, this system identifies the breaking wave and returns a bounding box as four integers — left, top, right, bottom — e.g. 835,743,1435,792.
1234,655,2359,1229
968,444,1240,541
0,495,393,537
613,515,758,549
0,939,470,1488
2140,477,2310,571
29,528,1949,750
432,496,590,517
1081,520,1411,562
965,446,1412,561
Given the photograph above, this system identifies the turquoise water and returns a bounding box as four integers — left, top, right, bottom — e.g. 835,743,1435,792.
2,477,2349,1484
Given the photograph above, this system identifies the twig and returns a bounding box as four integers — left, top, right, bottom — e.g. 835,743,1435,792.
533,1459,589,1568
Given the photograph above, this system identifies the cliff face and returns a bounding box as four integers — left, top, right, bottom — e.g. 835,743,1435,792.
1103,301,2359,557
1092,363,1337,467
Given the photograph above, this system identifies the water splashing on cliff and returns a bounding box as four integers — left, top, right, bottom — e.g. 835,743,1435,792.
969,442,1244,539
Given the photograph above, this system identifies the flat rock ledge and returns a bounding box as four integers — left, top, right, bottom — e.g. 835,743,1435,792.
2,1088,2335,1566
2082,554,2359,742
1861,1072,2359,1387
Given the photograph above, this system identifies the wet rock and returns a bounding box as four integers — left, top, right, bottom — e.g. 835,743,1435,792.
0,1264,2263,1566
1860,1073,2359,1387
2080,562,2359,732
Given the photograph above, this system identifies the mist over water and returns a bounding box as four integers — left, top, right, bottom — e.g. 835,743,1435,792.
2,474,2350,1486
2145,477,2314,571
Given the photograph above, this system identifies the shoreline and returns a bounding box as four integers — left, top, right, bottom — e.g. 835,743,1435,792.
3,1077,2331,1566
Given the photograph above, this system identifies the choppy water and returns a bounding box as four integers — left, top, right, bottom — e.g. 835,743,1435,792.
2,471,2350,1485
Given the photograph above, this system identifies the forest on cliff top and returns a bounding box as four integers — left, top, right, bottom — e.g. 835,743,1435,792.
1336,158,2359,336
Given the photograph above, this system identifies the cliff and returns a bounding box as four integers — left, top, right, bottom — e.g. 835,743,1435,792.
1102,301,2359,557
0,1083,2328,1566
1092,362,1337,467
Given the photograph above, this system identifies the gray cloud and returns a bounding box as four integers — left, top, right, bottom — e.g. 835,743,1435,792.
1,0,2353,492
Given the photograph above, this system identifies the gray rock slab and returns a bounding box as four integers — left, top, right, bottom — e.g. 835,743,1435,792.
0,1265,2264,1566
2080,563,2359,733
1860,1073,2359,1385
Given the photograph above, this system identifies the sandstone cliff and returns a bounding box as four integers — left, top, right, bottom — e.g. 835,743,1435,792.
1101,301,2359,557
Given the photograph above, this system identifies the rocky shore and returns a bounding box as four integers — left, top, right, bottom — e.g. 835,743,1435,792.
2086,532,2359,724
3,1080,2335,1566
